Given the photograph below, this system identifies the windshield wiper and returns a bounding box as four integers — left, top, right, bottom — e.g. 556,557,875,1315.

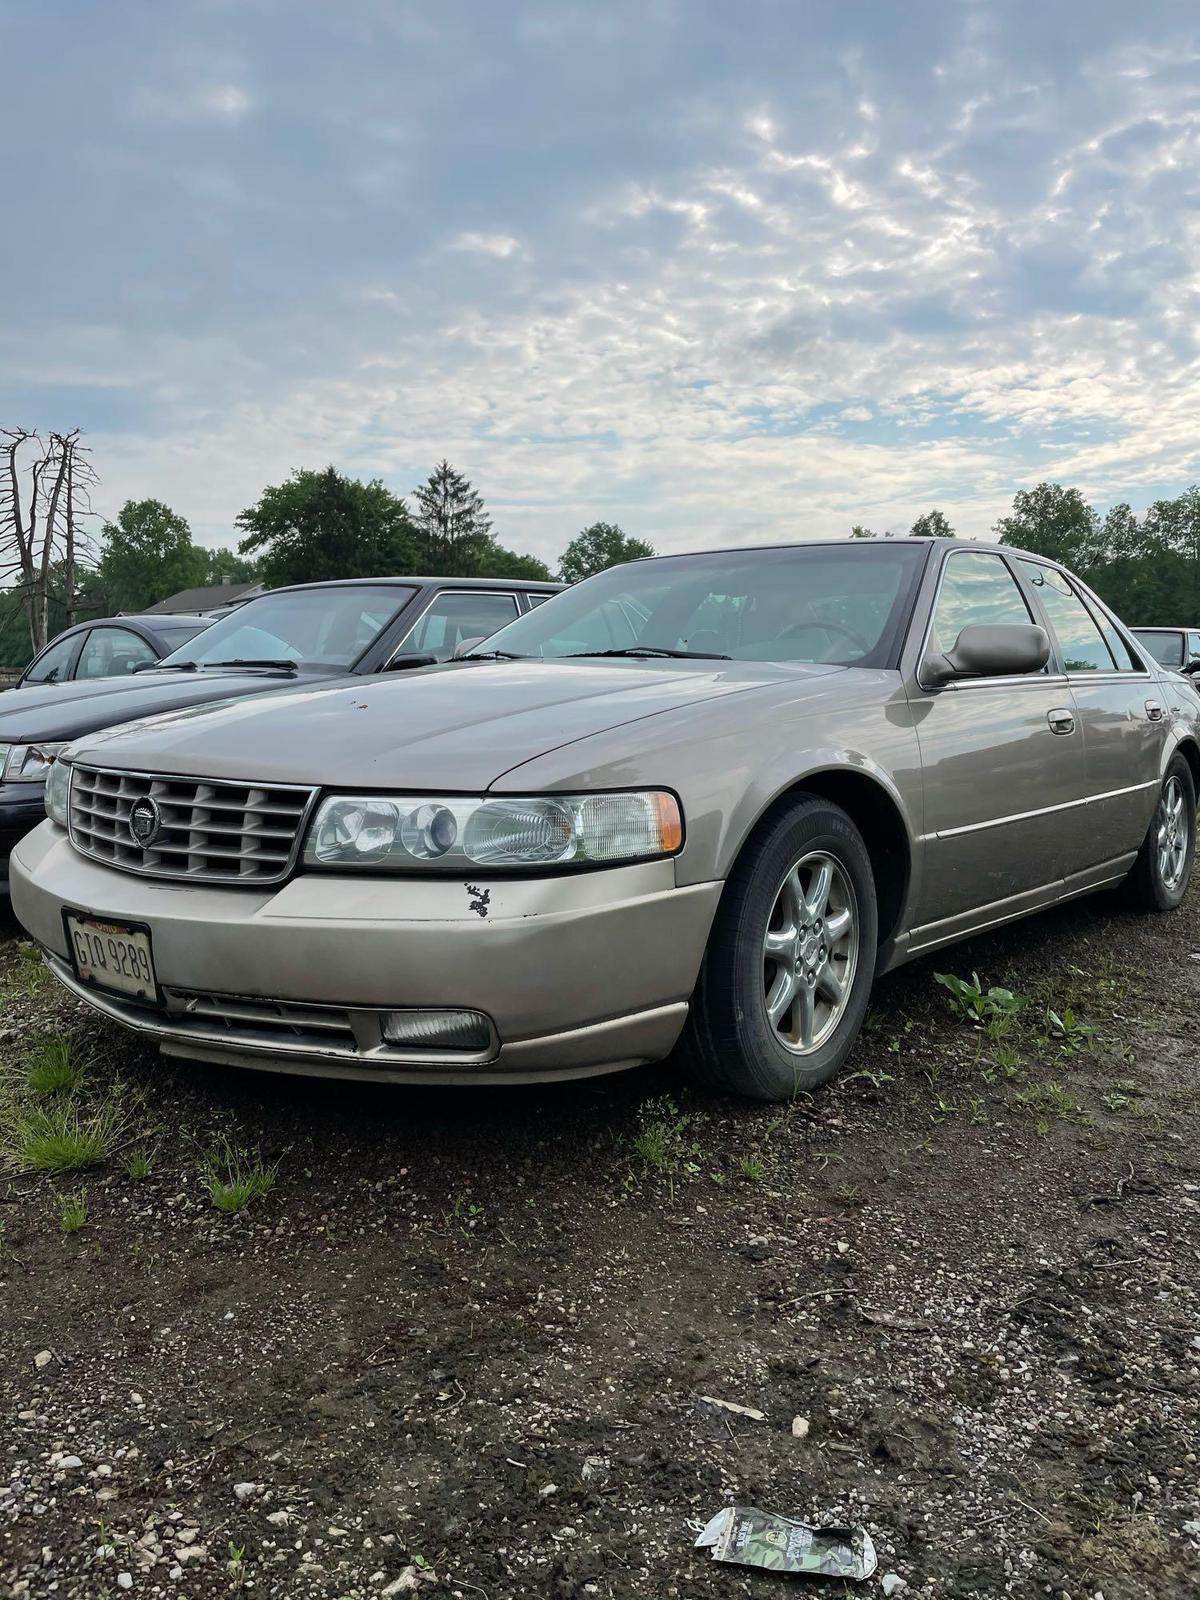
201,658,300,673
137,660,197,673
463,650,528,660
565,646,731,660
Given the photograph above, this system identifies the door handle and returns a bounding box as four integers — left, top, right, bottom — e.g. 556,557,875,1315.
1047,707,1075,735
1145,700,1164,722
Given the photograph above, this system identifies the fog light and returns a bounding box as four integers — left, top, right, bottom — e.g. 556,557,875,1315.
381,1009,492,1052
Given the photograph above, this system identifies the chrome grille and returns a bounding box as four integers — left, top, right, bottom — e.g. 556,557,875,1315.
68,765,316,885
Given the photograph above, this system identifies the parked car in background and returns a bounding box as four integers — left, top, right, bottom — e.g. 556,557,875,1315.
1131,627,1200,674
15,613,215,689
0,575,559,889
11,539,1195,1100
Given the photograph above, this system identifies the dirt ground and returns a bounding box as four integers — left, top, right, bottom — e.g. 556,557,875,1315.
1,885,1198,1600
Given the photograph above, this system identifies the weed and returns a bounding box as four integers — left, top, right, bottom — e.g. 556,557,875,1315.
967,1094,990,1125
8,1100,119,1174
203,1141,277,1214
1047,1006,1095,1053
629,1097,701,1195
841,1066,895,1090
11,943,53,998
738,1155,766,1182
1016,1081,1080,1117
992,1044,1024,1079
126,1148,154,1180
443,1194,487,1235
26,1038,81,1097
58,1190,87,1233
935,971,1022,1026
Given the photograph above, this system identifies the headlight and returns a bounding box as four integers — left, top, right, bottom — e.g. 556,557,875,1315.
303,790,683,872
45,758,72,827
2,742,69,783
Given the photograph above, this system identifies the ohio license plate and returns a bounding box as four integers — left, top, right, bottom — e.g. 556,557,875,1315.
65,914,157,1001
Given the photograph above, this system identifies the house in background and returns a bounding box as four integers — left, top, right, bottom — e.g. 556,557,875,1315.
141,577,265,616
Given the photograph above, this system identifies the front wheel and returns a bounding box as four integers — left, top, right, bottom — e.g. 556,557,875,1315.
1125,755,1196,911
685,796,878,1100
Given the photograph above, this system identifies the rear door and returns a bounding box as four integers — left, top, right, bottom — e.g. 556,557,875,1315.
910,547,1088,932
1015,560,1162,871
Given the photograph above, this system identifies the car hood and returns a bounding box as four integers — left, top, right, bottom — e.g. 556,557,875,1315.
66,658,845,789
0,668,330,743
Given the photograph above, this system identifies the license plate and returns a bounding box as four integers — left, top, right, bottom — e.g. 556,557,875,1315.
65,914,157,1001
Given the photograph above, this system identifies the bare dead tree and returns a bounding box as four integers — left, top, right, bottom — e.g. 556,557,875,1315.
50,430,98,628
0,428,98,649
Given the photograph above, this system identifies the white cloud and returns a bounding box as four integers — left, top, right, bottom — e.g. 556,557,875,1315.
447,232,524,259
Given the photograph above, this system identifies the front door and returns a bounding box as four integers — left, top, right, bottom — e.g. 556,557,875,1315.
1015,560,1163,871
910,548,1088,933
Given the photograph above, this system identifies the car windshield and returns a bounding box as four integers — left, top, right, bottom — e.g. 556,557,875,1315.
158,586,413,671
1133,630,1184,668
476,545,926,667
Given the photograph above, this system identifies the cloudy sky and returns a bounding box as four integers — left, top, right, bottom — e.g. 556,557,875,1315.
3,0,1199,562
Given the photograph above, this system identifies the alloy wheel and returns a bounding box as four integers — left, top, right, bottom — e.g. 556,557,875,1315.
1156,774,1189,890
761,849,859,1055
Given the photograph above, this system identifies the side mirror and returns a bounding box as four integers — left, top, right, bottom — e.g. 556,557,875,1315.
453,636,487,660
923,623,1049,687
1182,660,1200,677
383,652,439,673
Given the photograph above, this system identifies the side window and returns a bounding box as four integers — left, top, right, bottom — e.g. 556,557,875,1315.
1136,631,1184,668
1189,632,1200,666
525,593,552,609
1090,611,1138,672
928,553,1035,659
1018,561,1115,672
76,628,158,680
401,592,520,660
23,634,79,684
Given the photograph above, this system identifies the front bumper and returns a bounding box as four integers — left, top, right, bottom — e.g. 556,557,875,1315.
0,781,48,891
11,823,722,1084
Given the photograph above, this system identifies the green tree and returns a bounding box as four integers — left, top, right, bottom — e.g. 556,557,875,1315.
849,525,878,539
204,546,259,585
474,544,553,581
1140,488,1200,622
558,522,655,583
994,483,1101,568
236,467,417,588
910,509,955,538
411,461,496,575
96,499,208,613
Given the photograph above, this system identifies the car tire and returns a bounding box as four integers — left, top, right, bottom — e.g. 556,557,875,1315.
684,795,878,1101
1124,754,1196,912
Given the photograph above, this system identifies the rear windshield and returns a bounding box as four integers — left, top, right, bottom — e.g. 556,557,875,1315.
1133,630,1184,668
159,586,413,670
476,544,926,668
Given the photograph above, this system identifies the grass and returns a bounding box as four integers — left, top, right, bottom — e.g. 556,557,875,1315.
25,1038,82,1097
737,1155,766,1182
628,1097,701,1200
8,942,54,999
204,1141,277,1214
7,1099,120,1174
58,1190,87,1233
126,1148,154,1180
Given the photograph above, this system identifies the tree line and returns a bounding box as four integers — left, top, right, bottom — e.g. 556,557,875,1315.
4,422,1199,667
853,488,1200,627
0,438,654,666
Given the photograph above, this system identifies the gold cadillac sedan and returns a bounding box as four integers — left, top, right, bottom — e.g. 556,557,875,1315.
11,539,1197,1100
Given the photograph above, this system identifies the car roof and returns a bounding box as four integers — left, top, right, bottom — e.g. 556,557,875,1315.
1131,625,1185,633
260,576,563,596
622,536,1066,565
